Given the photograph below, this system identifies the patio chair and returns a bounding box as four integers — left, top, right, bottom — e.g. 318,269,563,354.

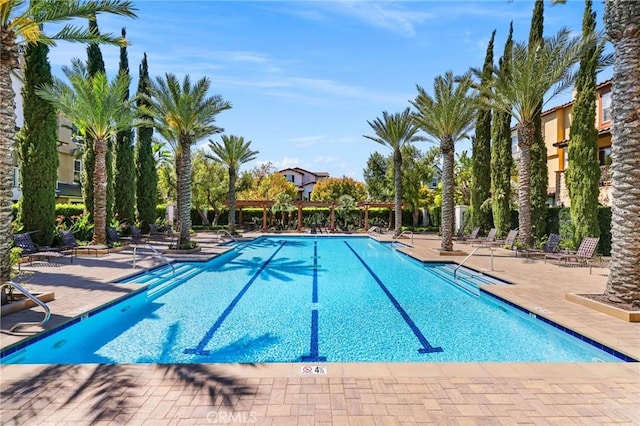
544,236,600,266
454,226,480,243
12,232,65,268
59,230,107,259
469,228,497,246
517,233,561,258
481,229,518,250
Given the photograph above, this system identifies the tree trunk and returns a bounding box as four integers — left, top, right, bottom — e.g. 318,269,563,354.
393,149,402,237
176,139,192,248
197,209,209,226
517,122,535,247
228,167,237,234
441,137,455,251
604,0,640,307
92,138,108,245
0,43,18,282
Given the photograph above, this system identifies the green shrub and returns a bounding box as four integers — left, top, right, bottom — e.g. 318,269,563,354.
597,206,611,256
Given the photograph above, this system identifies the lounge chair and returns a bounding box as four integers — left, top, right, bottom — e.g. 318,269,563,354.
469,228,497,246
107,226,146,246
129,225,147,244
455,226,480,243
107,227,123,246
517,233,561,258
148,224,167,242
545,236,600,266
481,229,518,249
59,230,107,259
12,232,66,267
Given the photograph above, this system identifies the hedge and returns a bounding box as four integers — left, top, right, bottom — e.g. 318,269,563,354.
13,203,612,255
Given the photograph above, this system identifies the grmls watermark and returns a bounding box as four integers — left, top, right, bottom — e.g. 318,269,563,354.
206,410,258,424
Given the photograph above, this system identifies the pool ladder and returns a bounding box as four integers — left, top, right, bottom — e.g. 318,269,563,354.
1,281,51,331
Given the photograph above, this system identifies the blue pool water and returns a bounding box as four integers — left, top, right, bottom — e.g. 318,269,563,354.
1,236,629,364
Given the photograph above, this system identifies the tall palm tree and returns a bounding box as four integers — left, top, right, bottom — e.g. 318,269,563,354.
37,60,134,245
0,0,136,281
207,135,258,235
364,108,423,237
412,71,477,251
146,74,231,248
603,0,640,307
490,28,582,247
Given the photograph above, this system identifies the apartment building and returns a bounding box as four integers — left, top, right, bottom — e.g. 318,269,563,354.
511,80,612,207
11,67,83,204
278,167,329,201
545,80,612,206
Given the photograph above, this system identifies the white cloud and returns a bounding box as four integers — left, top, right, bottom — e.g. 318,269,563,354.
288,135,326,148
330,1,432,38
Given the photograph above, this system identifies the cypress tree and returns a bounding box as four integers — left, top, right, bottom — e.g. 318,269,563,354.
528,0,549,241
135,53,158,232
471,30,495,234
566,0,600,245
19,40,58,246
114,28,136,225
491,23,514,239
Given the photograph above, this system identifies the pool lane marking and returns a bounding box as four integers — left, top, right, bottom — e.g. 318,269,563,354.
301,309,326,362
184,241,287,356
343,241,443,354
303,242,326,361
312,241,318,303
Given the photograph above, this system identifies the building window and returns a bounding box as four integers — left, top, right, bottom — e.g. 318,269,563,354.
601,91,611,124
74,160,82,183
598,147,612,166
12,167,20,188
564,149,569,171
286,174,295,183
511,136,519,158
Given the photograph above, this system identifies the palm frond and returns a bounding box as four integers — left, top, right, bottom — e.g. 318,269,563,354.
363,108,422,152
412,71,477,144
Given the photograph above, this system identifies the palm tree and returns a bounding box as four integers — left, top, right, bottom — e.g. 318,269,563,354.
0,0,136,281
37,60,134,245
489,28,582,247
145,74,231,249
364,108,423,237
603,0,640,307
412,71,477,251
207,135,258,235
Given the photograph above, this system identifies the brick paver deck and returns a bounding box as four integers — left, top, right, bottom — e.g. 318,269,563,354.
1,232,639,425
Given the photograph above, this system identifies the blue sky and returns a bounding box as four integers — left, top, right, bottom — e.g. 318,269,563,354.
48,0,611,181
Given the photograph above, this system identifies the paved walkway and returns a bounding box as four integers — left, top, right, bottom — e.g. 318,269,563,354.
1,231,639,425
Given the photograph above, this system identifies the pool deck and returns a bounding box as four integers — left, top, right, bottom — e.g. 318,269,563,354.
1,231,639,425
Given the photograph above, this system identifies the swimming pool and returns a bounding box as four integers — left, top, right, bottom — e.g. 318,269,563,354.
1,236,630,364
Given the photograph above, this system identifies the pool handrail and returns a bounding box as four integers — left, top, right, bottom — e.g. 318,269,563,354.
1,281,51,331
216,229,238,243
393,230,414,245
132,244,175,277
453,245,495,279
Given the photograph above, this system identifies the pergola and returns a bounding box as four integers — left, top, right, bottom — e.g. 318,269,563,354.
230,200,402,233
